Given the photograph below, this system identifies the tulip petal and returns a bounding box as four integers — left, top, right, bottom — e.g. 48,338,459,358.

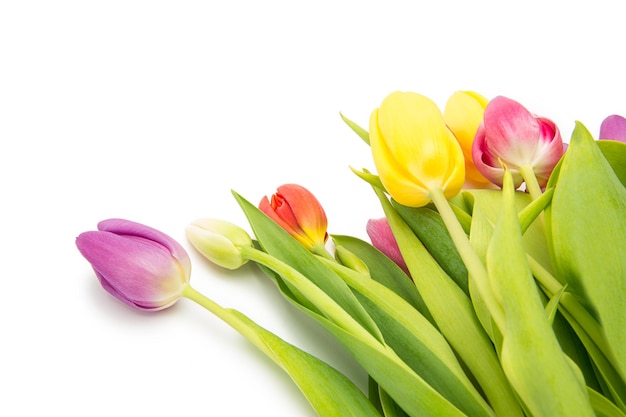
259,184,328,250
599,114,626,143
98,218,191,279
370,108,430,206
275,184,328,244
76,230,184,310
370,93,465,207
366,218,408,275
259,195,305,242
444,91,488,155
472,96,564,188
482,96,544,165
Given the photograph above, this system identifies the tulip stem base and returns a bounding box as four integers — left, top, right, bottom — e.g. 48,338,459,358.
428,187,505,333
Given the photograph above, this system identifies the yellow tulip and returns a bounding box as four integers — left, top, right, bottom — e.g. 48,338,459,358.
369,91,465,207
443,90,491,186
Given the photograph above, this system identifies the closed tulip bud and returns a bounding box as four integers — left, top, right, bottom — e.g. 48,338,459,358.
369,91,465,207
76,219,191,311
472,96,564,188
443,91,491,186
366,218,409,276
259,184,328,251
185,218,253,270
599,114,626,143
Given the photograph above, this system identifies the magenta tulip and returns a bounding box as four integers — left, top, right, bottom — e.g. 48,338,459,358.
472,96,564,188
76,218,191,311
599,114,626,143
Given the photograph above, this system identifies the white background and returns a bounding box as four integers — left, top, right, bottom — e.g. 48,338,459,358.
2,1,625,415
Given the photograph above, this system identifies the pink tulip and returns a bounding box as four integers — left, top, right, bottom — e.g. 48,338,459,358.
472,96,565,188
76,219,191,311
366,218,409,276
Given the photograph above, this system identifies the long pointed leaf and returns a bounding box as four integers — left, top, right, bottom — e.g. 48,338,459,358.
547,122,626,378
487,169,594,416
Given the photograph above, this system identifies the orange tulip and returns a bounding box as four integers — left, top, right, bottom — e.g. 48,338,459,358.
259,184,328,251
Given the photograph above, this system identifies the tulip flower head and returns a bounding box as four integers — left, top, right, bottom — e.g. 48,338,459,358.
186,218,253,270
369,91,465,207
76,219,191,311
443,91,491,186
366,218,409,276
259,184,329,252
472,96,564,188
599,114,626,143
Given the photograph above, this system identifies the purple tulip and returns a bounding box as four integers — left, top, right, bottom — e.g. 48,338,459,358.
472,96,565,188
366,218,409,276
76,219,191,311
599,114,626,143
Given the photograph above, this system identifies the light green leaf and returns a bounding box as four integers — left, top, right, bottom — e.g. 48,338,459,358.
588,387,626,417
235,191,480,416
487,169,594,417
330,235,433,323
545,284,566,325
340,112,370,145
319,257,495,417
373,187,522,417
392,203,469,295
261,266,475,417
463,189,554,274
234,191,384,343
183,287,382,417
547,122,626,378
379,387,410,417
598,140,626,187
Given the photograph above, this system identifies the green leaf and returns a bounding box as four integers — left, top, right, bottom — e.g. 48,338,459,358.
379,387,410,417
318,258,495,417
487,169,594,416
330,235,432,322
350,167,385,190
463,189,554,275
559,302,626,411
547,122,626,378
598,140,626,187
183,287,382,417
340,112,370,145
230,309,382,417
233,191,384,343
234,191,486,416
260,265,476,417
545,284,566,325
466,200,500,343
392,203,469,295
588,387,626,417
302,307,473,417
373,187,523,417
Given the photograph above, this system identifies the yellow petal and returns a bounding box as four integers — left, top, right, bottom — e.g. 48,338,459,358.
444,91,490,185
370,92,465,207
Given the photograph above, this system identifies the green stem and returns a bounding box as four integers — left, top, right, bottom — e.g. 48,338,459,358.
182,284,386,417
428,187,505,333
311,243,336,260
519,164,543,200
239,245,380,345
181,284,275,358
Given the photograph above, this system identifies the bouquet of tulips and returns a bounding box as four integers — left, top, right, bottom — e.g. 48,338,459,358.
76,91,626,417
